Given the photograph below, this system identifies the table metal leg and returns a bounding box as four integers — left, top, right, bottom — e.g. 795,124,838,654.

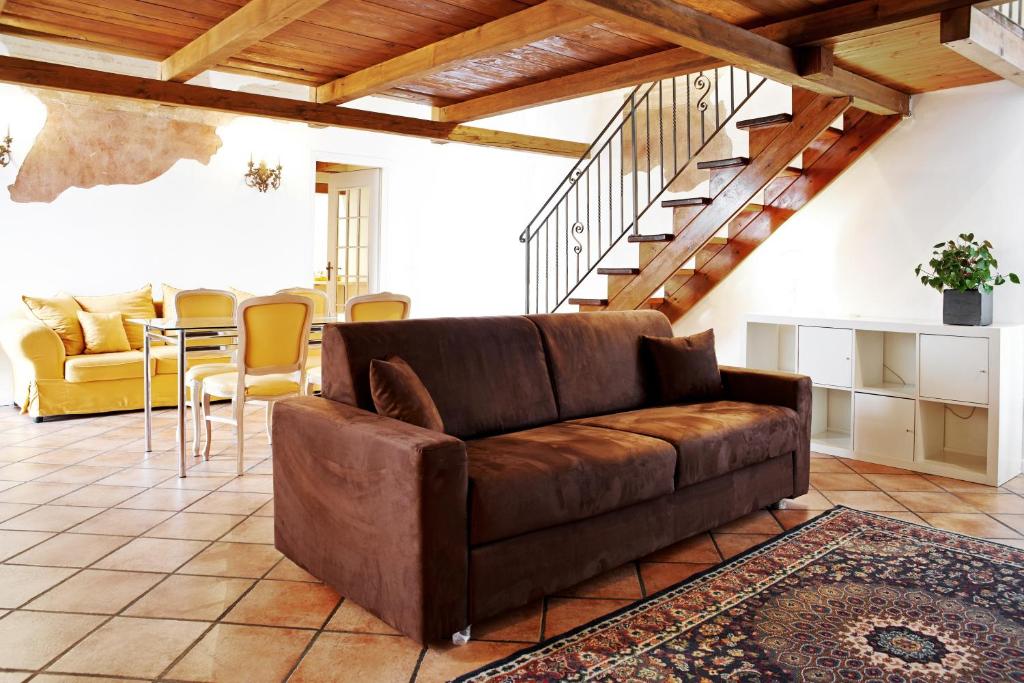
143,330,152,453
177,330,187,478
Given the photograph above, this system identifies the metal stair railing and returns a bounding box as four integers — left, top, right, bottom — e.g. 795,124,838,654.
521,66,767,314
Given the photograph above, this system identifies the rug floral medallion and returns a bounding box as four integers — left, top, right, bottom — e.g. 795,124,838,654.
457,507,1024,682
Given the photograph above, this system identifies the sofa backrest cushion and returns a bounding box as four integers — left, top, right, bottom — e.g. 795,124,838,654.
321,316,558,439
529,310,672,420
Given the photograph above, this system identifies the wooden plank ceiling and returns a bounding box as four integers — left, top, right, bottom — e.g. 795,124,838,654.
0,0,1006,124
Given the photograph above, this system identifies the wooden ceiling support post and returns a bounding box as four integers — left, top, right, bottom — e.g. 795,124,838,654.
0,56,589,157
315,1,592,105
559,0,910,116
161,0,333,82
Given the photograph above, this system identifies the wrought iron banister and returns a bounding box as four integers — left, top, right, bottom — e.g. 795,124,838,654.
522,66,767,314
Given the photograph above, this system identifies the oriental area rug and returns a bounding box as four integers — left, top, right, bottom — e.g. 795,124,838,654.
457,507,1024,682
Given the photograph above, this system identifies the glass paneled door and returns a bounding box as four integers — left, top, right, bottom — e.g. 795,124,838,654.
321,169,381,315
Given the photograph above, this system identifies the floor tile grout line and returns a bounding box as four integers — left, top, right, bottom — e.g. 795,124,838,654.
151,534,299,681
275,594,350,683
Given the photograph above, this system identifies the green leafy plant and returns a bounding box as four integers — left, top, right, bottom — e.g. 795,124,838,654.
915,234,1020,294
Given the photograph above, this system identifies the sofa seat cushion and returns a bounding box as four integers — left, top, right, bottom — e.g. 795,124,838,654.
466,422,677,546
65,351,152,383
572,401,800,488
151,346,233,375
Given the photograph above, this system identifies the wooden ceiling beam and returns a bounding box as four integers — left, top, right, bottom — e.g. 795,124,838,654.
315,1,592,105
0,56,588,157
559,0,910,115
161,0,332,83
0,1,8,16
941,6,1024,87
437,0,983,122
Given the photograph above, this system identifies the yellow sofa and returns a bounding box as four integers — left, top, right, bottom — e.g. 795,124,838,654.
1,303,232,420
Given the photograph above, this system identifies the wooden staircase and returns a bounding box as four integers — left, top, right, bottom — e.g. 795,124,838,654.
569,88,902,321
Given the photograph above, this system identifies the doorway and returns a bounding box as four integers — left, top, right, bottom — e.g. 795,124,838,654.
314,163,382,315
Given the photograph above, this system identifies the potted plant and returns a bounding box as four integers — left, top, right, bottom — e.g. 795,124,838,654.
915,234,1019,326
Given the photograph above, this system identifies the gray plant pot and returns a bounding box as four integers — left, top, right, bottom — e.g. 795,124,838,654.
943,289,992,326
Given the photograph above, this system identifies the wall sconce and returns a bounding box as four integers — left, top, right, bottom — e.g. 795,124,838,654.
244,156,282,193
0,127,13,168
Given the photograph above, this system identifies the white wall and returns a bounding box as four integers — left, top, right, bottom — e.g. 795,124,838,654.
675,80,1024,366
0,37,623,404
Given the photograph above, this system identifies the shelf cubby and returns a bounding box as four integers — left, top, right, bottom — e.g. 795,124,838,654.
746,322,796,373
854,329,916,398
810,386,852,452
916,399,988,476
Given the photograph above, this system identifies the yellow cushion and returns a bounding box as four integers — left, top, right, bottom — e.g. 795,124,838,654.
64,350,152,383
161,283,181,318
348,300,407,322
203,372,300,399
22,293,85,356
78,311,131,354
150,346,233,375
74,285,156,350
187,363,236,383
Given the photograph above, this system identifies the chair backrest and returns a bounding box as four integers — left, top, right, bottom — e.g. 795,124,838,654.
345,292,411,322
276,287,329,317
174,289,236,319
237,294,313,377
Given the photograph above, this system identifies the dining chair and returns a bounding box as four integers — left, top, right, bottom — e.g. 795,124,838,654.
277,286,329,360
345,291,412,322
173,288,237,457
305,292,411,395
199,294,313,475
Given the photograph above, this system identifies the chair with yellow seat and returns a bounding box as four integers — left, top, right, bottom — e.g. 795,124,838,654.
199,294,313,475
276,287,329,375
305,292,411,395
345,291,411,322
173,289,237,457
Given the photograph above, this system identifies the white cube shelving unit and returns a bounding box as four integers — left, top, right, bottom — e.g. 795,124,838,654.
745,315,1024,486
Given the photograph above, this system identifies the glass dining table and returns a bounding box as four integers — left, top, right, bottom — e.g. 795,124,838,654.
128,315,340,478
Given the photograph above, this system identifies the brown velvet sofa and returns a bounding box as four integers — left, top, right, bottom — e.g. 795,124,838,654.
272,310,810,643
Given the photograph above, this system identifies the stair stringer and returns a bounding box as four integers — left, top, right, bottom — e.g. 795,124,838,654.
605,93,855,312
657,108,903,323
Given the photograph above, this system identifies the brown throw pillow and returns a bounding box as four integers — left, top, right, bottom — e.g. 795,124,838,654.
643,329,723,404
369,356,444,432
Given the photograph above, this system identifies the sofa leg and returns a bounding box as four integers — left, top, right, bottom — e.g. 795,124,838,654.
768,500,784,511
452,626,472,646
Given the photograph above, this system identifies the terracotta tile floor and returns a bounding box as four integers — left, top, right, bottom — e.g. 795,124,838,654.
0,406,1022,682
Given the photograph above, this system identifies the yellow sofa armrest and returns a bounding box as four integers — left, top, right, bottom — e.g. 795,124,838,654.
1,312,66,381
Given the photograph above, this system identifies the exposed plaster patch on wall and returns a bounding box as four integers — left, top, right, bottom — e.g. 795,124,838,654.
7,91,227,203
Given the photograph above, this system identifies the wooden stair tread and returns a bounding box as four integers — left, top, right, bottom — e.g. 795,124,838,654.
818,126,844,139
736,113,792,130
706,236,728,246
597,267,640,275
627,233,674,243
776,166,802,178
697,157,749,170
661,196,711,208
739,203,764,213
675,268,695,276
572,296,664,306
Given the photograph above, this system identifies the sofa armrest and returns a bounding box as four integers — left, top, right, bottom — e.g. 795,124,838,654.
271,396,468,643
720,366,811,496
0,314,65,381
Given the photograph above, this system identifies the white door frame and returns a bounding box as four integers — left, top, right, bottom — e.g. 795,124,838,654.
317,168,382,313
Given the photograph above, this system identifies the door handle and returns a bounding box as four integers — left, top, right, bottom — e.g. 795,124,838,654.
326,261,334,280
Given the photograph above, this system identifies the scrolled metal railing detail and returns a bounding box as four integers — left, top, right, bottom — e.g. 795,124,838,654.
521,66,767,314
